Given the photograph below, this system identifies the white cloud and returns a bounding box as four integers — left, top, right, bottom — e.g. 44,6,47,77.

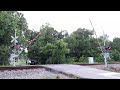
19,11,120,41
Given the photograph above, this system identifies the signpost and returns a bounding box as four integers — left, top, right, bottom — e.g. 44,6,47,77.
103,30,107,67
10,29,18,66
9,29,41,66
89,19,111,68
103,30,111,67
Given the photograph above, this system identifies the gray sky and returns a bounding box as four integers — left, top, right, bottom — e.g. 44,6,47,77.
19,11,120,41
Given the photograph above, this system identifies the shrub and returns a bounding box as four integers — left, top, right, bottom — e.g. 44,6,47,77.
0,45,10,65
94,56,103,63
109,49,120,61
66,57,77,64
79,55,88,63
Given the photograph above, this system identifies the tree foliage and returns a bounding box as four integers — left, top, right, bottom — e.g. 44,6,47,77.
65,28,94,60
0,11,29,65
1,11,120,65
28,25,69,64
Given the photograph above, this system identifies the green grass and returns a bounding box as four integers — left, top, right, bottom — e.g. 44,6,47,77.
0,64,10,67
15,60,26,66
68,62,87,64
0,60,26,67
67,61,103,64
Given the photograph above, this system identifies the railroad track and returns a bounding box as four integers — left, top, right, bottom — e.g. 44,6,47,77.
0,64,100,71
0,63,119,71
0,65,43,71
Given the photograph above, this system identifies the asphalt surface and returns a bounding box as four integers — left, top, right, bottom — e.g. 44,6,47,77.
41,64,120,79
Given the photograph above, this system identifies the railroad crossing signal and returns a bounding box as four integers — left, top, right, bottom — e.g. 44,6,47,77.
11,36,18,43
10,29,18,66
24,48,28,53
10,54,19,59
9,53,19,66
101,53,110,59
105,46,112,50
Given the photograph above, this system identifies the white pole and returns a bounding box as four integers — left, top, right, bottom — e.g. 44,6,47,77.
103,30,106,47
103,30,107,67
104,56,107,67
13,29,16,66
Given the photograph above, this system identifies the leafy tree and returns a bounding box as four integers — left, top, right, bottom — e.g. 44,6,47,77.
57,30,68,40
28,24,69,64
0,11,18,46
50,40,69,64
0,11,18,65
0,45,10,65
110,49,120,61
111,37,120,52
39,24,59,45
65,28,94,60
0,11,29,65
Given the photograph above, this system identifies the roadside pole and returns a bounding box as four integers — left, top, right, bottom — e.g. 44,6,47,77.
89,19,108,68
13,29,17,66
103,30,107,67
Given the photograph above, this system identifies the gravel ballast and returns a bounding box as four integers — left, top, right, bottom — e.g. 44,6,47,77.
0,68,75,79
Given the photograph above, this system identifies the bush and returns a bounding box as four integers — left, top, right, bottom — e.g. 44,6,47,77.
94,53,112,63
110,49,120,61
45,57,53,64
66,57,77,64
94,56,103,63
46,40,69,64
79,55,88,62
28,39,69,64
0,45,10,65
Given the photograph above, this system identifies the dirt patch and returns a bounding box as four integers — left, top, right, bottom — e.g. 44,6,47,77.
89,64,120,73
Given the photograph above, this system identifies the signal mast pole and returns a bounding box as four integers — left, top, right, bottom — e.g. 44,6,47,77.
13,29,16,66
103,30,107,67
89,19,107,67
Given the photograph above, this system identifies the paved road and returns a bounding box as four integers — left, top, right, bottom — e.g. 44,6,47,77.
41,64,120,79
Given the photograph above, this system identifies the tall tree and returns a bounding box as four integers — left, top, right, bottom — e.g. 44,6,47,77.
111,37,120,52
65,28,94,60
28,24,69,64
0,11,18,64
48,40,69,64
0,11,30,64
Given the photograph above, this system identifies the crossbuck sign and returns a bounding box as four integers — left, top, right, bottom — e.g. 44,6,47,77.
11,36,18,43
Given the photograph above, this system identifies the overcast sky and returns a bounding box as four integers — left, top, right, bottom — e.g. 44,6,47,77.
19,11,120,41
